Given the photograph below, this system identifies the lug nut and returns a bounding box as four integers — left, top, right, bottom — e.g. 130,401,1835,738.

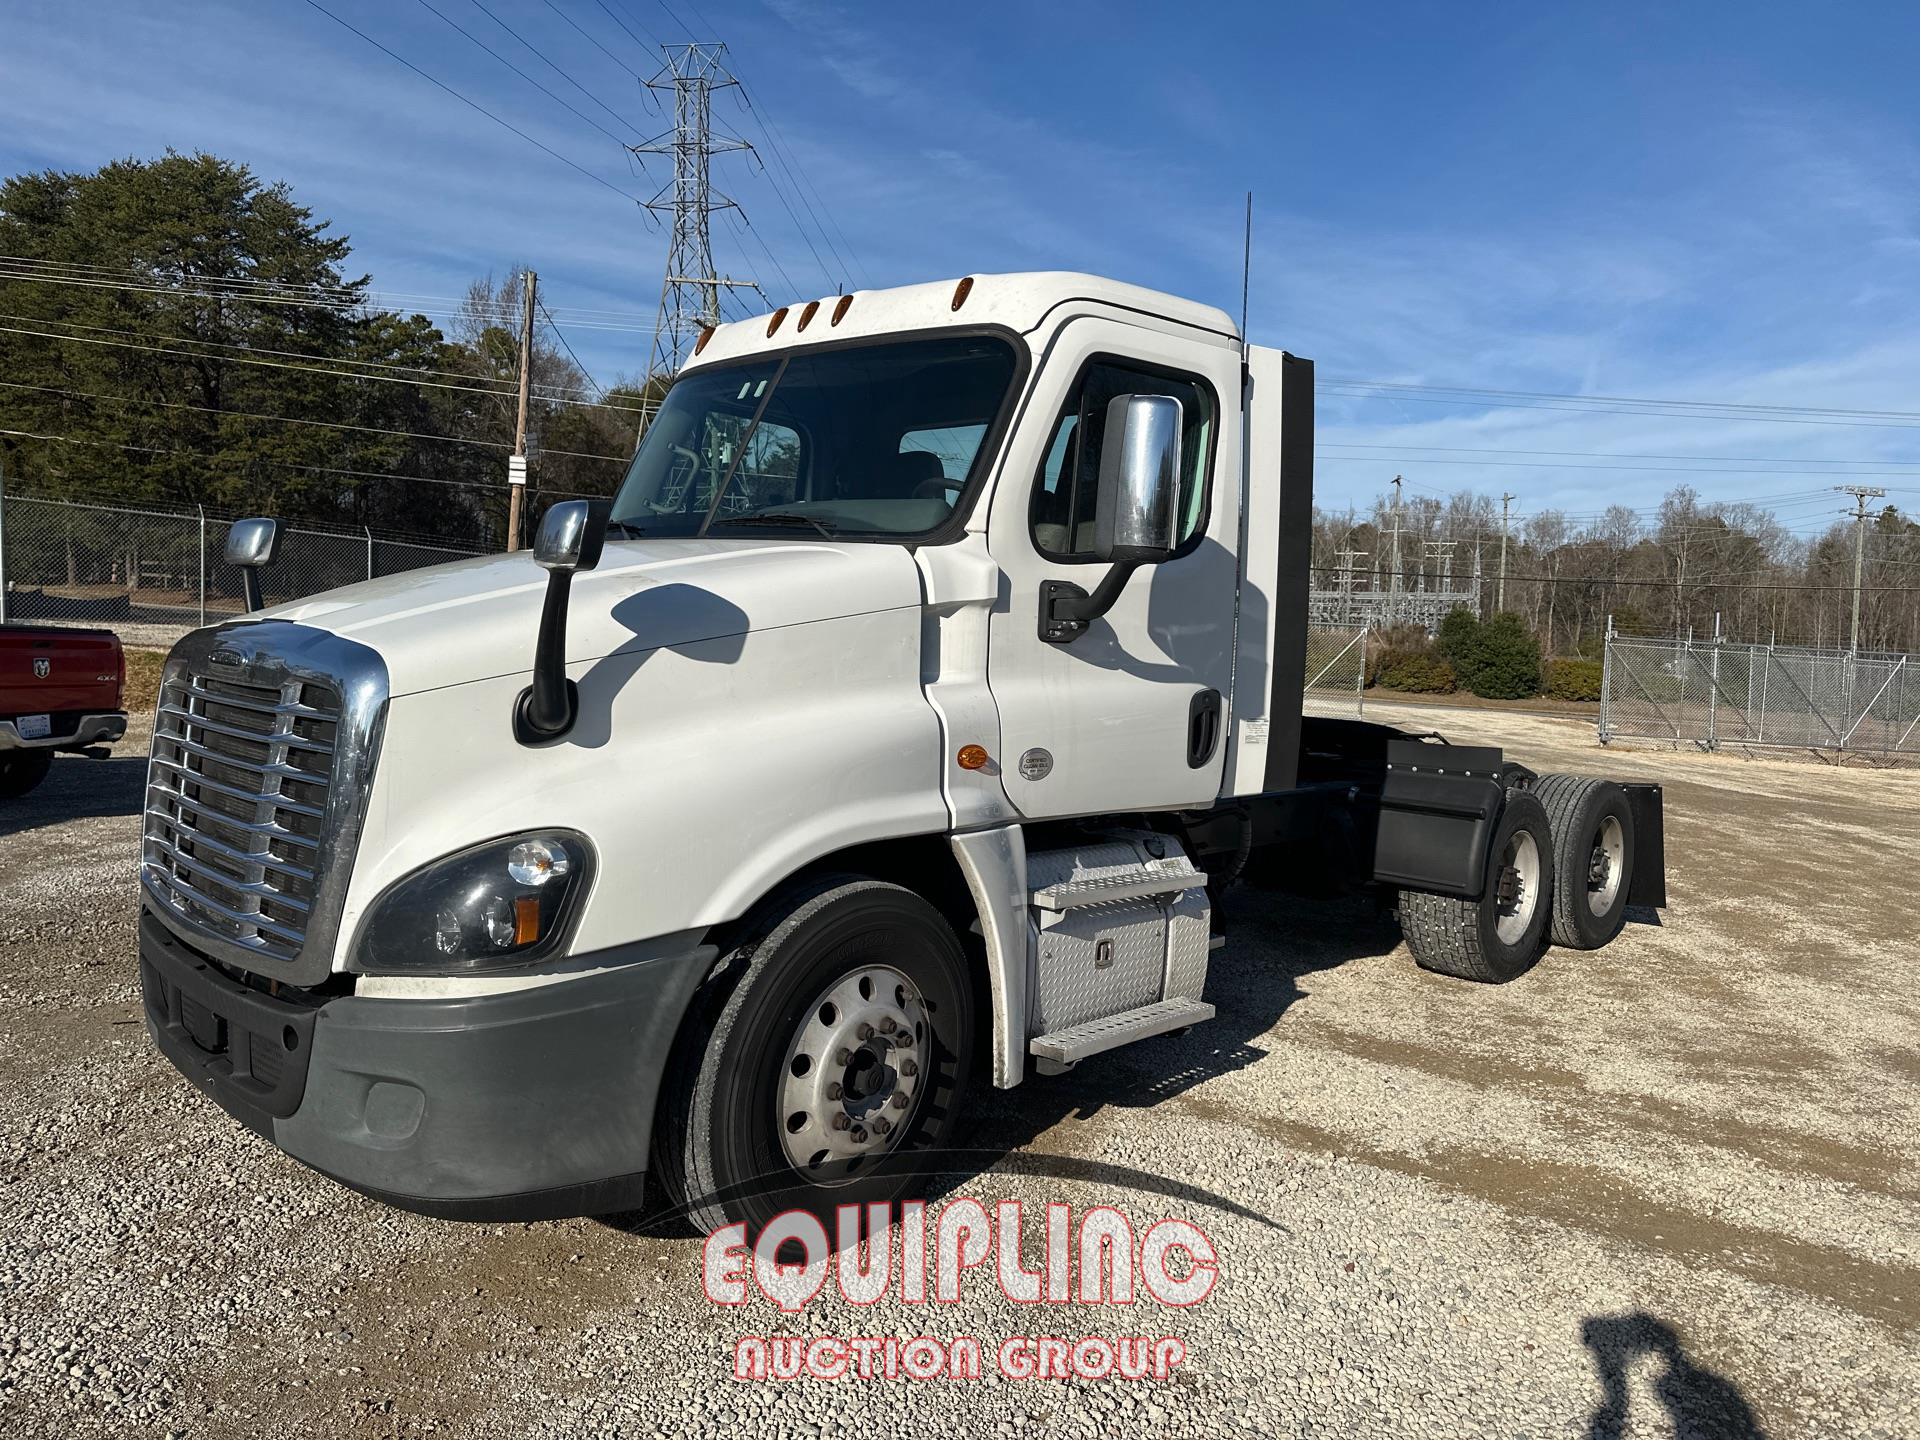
850,1127,869,1144
826,1082,843,1101
835,1048,852,1066
831,1114,851,1131
879,1016,897,1034
899,1059,918,1077
890,1091,907,1109
856,1022,874,1041
873,1117,892,1136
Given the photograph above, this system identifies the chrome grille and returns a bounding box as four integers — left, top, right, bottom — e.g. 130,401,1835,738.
145,671,340,963
140,623,387,983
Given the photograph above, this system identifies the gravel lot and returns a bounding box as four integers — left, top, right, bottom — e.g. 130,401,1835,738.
3,703,1916,1439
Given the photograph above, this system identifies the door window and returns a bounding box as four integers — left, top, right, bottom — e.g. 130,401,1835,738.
1030,359,1216,561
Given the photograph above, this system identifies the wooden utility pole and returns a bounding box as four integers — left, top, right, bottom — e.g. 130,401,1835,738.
506,269,538,551
1838,485,1886,653
1497,492,1517,614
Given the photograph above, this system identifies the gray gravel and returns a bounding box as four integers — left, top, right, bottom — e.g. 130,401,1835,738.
2,705,1917,1439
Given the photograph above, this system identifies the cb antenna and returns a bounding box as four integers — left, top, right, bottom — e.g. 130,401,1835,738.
1240,191,1253,355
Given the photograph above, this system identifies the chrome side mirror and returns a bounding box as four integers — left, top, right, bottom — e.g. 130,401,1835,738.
516,500,610,745
1092,393,1182,563
533,499,607,573
1039,394,1184,644
224,517,281,613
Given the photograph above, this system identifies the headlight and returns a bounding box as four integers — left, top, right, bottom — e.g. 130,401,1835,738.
355,831,594,974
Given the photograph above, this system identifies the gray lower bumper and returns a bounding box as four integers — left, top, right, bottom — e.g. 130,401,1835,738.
0,711,127,750
140,908,715,1221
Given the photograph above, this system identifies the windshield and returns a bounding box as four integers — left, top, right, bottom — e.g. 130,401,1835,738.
609,333,1019,540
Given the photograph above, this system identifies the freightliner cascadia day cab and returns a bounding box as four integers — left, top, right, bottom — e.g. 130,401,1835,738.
138,273,1665,1235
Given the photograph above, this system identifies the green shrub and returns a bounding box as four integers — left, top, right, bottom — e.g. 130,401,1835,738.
1465,612,1543,699
1376,650,1458,693
1543,657,1603,702
1435,606,1481,668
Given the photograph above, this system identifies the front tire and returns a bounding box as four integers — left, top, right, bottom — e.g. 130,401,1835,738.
1399,791,1555,983
0,749,53,800
653,876,974,1238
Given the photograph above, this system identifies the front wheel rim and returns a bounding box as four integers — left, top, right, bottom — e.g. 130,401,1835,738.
777,964,930,1182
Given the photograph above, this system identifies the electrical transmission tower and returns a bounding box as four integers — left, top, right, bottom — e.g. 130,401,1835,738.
632,45,762,388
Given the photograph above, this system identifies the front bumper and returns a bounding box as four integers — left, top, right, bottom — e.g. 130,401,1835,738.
138,907,715,1221
0,711,126,751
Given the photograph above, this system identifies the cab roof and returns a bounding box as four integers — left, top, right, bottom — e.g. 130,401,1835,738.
684,270,1239,371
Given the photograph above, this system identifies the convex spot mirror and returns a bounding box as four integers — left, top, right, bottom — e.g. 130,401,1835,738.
223,516,281,570
1092,392,1182,564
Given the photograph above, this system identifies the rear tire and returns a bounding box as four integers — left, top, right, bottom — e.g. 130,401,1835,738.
1399,791,1555,983
1532,774,1635,950
653,876,974,1239
0,749,53,800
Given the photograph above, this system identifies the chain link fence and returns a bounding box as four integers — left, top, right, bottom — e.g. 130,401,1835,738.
1601,634,1920,756
1303,624,1368,715
0,495,486,650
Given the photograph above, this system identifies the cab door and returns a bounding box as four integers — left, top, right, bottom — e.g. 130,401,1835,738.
984,315,1243,819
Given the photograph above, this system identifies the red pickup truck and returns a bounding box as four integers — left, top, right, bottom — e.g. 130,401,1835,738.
0,625,128,799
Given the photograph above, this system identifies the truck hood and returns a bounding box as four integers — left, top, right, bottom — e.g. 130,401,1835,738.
258,537,925,697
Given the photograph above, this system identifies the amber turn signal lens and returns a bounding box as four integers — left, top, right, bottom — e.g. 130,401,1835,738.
514,894,541,945
956,744,990,771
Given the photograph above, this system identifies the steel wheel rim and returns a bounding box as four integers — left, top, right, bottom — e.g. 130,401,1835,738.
1495,830,1542,945
777,963,930,1182
1587,814,1625,917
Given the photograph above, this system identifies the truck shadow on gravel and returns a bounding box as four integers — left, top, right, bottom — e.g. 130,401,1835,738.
1582,1312,1768,1439
0,753,147,838
931,885,1400,1197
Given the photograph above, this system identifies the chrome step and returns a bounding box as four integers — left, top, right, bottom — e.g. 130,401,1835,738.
1029,997,1215,1069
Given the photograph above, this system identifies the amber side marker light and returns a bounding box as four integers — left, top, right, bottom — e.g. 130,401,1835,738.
831,293,854,326
797,299,820,331
766,306,790,337
693,323,715,356
956,744,990,771
951,276,974,311
513,895,541,945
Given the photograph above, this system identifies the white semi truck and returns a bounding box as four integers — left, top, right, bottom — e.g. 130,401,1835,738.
138,272,1664,1235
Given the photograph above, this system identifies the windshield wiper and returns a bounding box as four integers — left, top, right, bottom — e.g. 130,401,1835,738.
604,519,645,540
717,511,836,540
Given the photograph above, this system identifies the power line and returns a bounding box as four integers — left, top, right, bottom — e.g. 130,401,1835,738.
412,0,634,150
0,378,628,462
302,0,644,207
537,297,608,400
0,320,648,414
538,0,647,80
0,427,605,497
463,0,645,133
736,81,869,289
1318,440,1920,469
591,0,668,53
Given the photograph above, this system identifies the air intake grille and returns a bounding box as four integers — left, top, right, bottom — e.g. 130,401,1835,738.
143,668,343,966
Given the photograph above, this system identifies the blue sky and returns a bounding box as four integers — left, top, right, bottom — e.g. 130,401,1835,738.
5,1,1920,532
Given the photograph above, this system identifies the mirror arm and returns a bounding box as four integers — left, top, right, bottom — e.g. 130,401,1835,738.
514,569,581,744
241,569,265,614
1038,558,1143,644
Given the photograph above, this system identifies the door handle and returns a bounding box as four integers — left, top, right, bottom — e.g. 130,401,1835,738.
1188,689,1222,768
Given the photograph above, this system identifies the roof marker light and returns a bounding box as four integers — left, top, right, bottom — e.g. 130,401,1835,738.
766,306,790,337
951,276,974,311
831,294,854,326
797,299,820,331
693,323,715,356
